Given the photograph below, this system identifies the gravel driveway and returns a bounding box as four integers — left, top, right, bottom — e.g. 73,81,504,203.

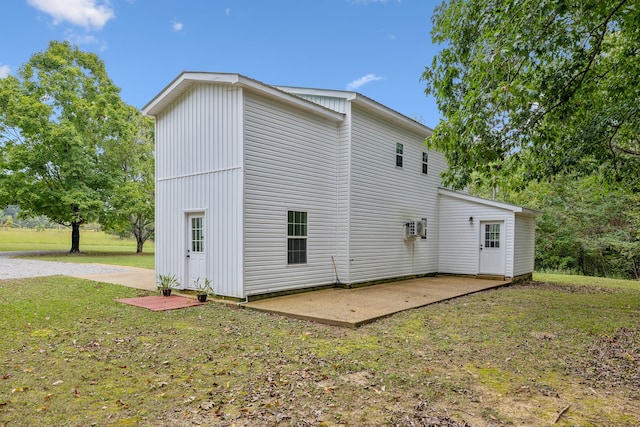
0,251,132,280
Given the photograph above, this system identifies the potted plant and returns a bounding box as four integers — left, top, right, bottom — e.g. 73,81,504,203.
157,274,179,297
193,278,213,302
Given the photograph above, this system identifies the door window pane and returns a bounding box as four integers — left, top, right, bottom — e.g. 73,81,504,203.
484,224,500,248
191,217,204,252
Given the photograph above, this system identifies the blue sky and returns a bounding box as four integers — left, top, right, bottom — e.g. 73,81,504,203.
1,0,442,127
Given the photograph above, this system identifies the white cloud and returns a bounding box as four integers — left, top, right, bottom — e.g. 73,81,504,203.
347,74,383,90
0,65,11,78
171,20,184,32
66,32,98,45
27,0,115,30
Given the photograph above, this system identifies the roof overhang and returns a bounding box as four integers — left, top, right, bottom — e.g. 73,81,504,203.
352,93,433,139
438,188,542,217
276,86,433,139
142,72,345,122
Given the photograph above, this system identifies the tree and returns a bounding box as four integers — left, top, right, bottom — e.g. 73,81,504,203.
490,173,640,279
100,108,155,253
0,41,132,252
422,0,640,190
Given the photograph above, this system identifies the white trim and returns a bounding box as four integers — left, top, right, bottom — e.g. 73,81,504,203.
352,94,433,138
184,210,208,290
277,85,433,138
438,188,541,216
478,219,507,275
144,72,345,122
276,86,358,101
157,166,243,182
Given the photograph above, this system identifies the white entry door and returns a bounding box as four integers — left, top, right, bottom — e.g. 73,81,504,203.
479,221,505,275
187,213,206,289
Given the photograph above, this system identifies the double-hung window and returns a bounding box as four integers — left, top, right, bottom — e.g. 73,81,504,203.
422,152,428,174
396,143,403,167
287,210,307,264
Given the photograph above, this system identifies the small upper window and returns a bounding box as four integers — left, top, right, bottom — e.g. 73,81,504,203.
422,152,428,174
396,143,403,167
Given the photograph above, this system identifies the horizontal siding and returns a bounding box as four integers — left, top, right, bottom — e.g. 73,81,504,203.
348,105,446,283
155,83,244,298
243,92,340,296
280,93,351,280
513,215,536,276
438,195,514,277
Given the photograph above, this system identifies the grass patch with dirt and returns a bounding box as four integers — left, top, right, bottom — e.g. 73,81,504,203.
0,274,638,426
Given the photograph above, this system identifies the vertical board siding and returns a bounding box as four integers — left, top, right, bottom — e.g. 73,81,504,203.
155,84,244,298
513,215,536,276
438,195,515,277
348,106,446,283
243,93,341,296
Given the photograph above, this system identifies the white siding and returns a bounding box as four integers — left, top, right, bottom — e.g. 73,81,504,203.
155,84,244,298
438,194,515,277
513,215,536,276
287,94,350,114
243,92,341,296
348,105,446,283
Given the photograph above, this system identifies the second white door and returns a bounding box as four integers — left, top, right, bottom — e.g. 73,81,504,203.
187,213,206,289
479,221,505,275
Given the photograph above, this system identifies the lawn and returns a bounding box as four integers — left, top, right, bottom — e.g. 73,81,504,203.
0,228,154,254
0,228,154,269
0,274,638,426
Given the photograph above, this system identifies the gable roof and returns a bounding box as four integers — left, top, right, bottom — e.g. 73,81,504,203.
276,86,434,138
143,72,432,138
142,72,344,122
438,188,542,217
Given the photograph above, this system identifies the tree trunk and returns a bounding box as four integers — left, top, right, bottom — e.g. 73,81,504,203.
136,237,144,254
70,222,81,253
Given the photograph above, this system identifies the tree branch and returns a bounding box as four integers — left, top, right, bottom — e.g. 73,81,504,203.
533,0,630,125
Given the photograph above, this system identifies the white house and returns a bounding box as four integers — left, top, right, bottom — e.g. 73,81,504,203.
143,72,539,299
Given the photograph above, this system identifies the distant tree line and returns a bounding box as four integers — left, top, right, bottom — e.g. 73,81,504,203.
1,205,59,229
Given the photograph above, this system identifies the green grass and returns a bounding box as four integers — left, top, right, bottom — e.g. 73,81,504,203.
534,271,640,290
0,228,154,269
1,274,638,426
0,228,154,254
21,252,155,269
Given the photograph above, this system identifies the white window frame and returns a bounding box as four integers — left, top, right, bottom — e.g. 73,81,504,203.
396,143,403,168
422,152,428,175
287,210,307,264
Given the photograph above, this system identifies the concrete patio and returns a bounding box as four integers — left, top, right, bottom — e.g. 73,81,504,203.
242,276,512,328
